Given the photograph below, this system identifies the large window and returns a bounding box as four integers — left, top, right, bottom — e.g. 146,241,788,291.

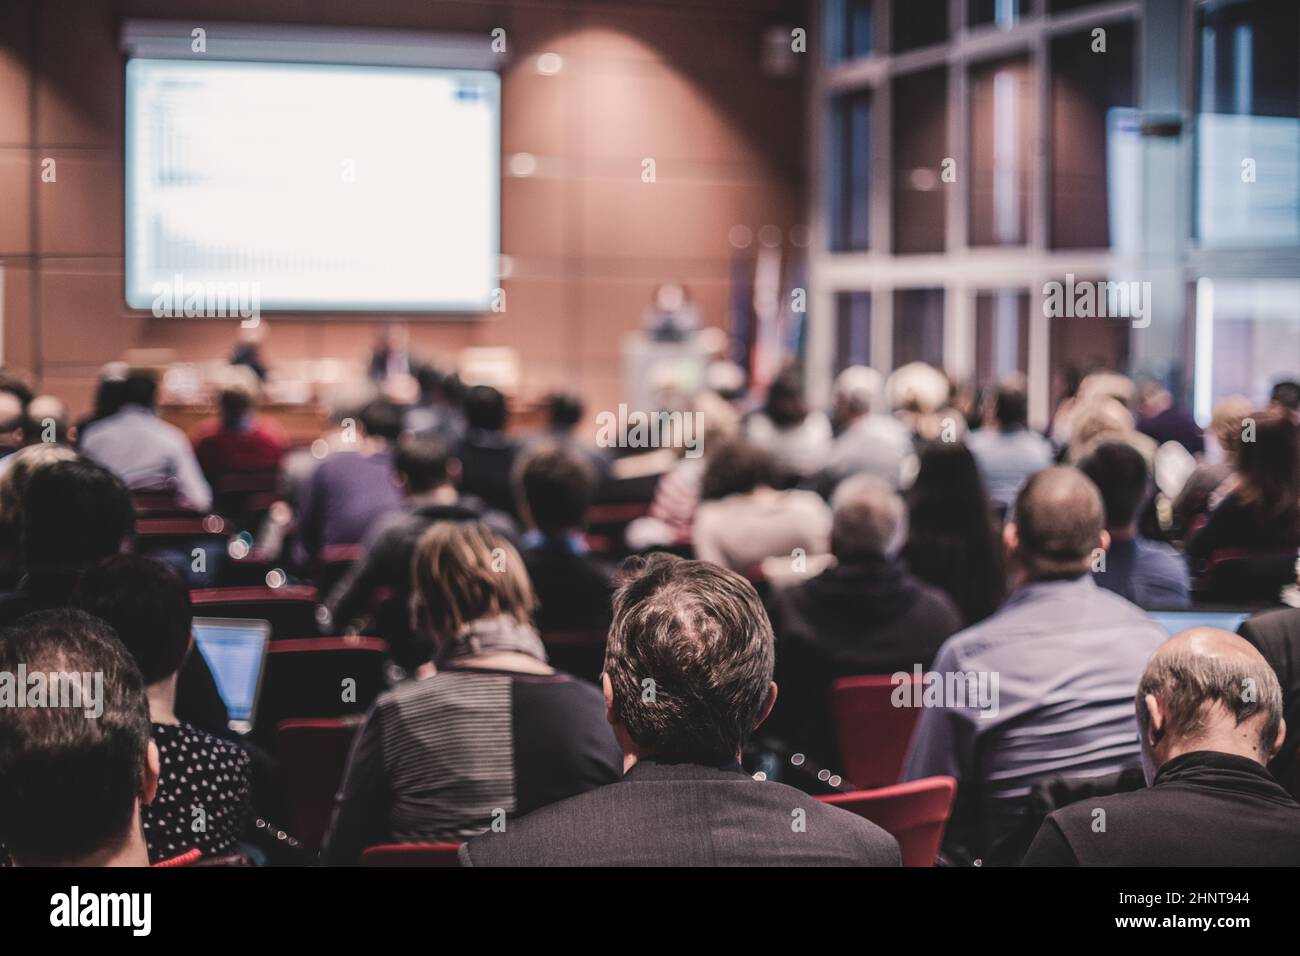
824,0,875,64
894,289,945,367
970,56,1033,246
1049,22,1136,250
975,289,1030,386
1192,278,1300,421
835,292,872,373
892,0,949,53
1195,0,1300,247
892,68,949,254
827,92,872,251
969,0,1025,30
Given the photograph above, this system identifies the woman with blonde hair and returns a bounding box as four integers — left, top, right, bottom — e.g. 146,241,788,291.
321,522,620,863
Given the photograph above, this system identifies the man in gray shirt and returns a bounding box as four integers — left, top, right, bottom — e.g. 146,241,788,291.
903,466,1165,862
966,378,1054,512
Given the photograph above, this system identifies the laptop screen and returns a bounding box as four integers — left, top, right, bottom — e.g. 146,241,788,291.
192,617,270,728
1148,610,1251,637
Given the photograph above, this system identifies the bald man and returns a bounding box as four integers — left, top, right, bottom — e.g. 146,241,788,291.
1023,628,1300,865
903,467,1166,862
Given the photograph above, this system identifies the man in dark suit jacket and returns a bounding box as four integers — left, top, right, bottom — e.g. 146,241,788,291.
455,385,520,519
460,554,901,866
1023,628,1300,865
1239,606,1300,792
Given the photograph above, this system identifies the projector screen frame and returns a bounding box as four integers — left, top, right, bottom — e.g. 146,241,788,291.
121,21,503,318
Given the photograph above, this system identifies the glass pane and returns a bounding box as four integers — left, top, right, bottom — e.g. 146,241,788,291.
975,290,1030,386
824,0,875,65
970,55,1033,246
892,0,949,53
893,288,945,367
1047,278,1132,410
1195,0,1300,247
827,92,871,251
893,67,949,254
969,0,1025,30
835,292,872,373
1193,279,1300,422
1050,22,1137,249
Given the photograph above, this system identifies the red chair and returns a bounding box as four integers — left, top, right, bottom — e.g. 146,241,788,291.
314,544,364,597
255,637,389,747
190,584,322,638
360,843,462,867
1193,548,1298,603
132,490,203,518
136,514,230,543
277,716,363,851
819,776,957,867
830,674,920,789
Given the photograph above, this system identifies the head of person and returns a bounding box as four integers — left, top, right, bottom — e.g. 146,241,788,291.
0,390,26,451
92,373,128,422
1209,395,1253,460
544,392,584,435
831,366,881,427
907,440,992,533
122,371,159,411
1269,379,1300,415
359,398,403,444
1006,466,1108,582
410,522,536,661
989,376,1031,431
394,433,457,496
21,459,135,576
215,368,259,429
28,394,70,445
1234,407,1300,520
1067,395,1136,462
71,554,193,691
0,443,78,527
699,437,776,501
0,609,159,866
1077,441,1149,537
463,385,508,434
602,554,776,765
325,380,377,429
515,440,597,536
1136,628,1286,785
763,368,809,428
830,474,907,563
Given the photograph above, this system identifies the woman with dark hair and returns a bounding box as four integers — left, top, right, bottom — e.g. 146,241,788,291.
321,522,620,864
901,441,1007,626
745,367,832,483
1185,408,1300,599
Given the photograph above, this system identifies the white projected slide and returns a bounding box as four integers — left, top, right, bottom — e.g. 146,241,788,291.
125,58,500,312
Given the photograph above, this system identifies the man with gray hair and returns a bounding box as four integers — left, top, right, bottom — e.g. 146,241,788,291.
768,474,962,767
817,366,916,493
1023,628,1300,865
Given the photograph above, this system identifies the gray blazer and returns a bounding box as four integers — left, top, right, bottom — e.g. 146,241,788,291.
459,760,901,867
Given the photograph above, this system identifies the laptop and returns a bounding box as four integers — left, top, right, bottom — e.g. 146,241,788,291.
191,617,271,735
1148,609,1252,638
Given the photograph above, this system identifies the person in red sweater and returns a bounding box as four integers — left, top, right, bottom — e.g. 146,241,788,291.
191,371,289,484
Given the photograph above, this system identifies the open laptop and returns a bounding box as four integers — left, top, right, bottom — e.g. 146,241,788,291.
1148,609,1252,638
191,617,271,735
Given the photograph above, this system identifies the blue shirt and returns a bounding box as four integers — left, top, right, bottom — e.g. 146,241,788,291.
1093,536,1191,610
80,404,212,510
966,427,1054,509
903,575,1166,852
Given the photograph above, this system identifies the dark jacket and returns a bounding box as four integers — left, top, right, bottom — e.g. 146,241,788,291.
1022,751,1300,866
460,759,902,867
521,536,616,634
454,429,519,519
1239,607,1300,792
768,555,963,763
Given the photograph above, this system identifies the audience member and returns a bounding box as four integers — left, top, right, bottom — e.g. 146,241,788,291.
887,362,964,443
322,523,620,863
1135,380,1204,456
1079,441,1190,609
745,367,832,482
769,475,962,765
819,366,915,492
966,377,1053,511
191,368,290,484
514,441,615,636
0,390,27,466
71,555,252,864
327,434,515,670
27,393,72,446
79,371,213,511
1271,379,1300,422
1171,395,1250,535
0,458,135,626
404,364,466,442
1065,394,1157,466
692,438,831,573
904,466,1166,861
1184,407,1300,601
0,443,77,590
292,398,405,566
901,441,1006,626
1239,606,1300,792
455,384,520,517
1023,628,1299,865
0,609,159,867
529,391,610,478
460,553,901,866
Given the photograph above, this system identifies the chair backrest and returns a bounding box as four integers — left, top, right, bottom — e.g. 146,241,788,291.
314,544,364,597
360,843,462,867
277,716,364,851
540,629,606,684
819,776,957,867
255,637,388,747
1195,548,1298,603
831,674,919,789
132,490,203,518
190,585,322,639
